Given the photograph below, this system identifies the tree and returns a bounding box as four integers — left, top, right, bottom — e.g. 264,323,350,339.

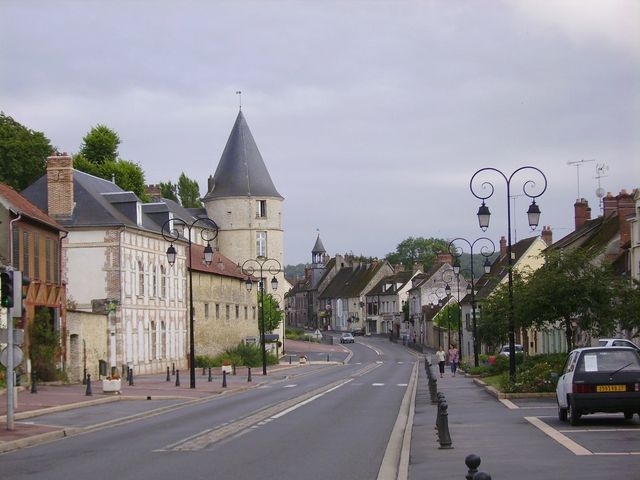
385,237,449,271
177,172,203,208
79,124,119,164
159,181,178,202
0,112,53,190
261,293,283,333
29,307,61,381
518,248,620,351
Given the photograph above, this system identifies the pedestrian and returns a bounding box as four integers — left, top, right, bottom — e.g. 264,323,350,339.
435,346,446,378
448,343,459,377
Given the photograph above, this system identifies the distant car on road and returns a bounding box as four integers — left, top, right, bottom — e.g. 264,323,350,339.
597,338,640,352
350,328,365,336
498,344,524,356
340,333,355,344
556,346,640,425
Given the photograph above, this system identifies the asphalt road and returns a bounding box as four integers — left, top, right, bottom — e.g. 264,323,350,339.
1,337,417,480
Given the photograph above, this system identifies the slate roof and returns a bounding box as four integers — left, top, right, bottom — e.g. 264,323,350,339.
203,110,282,201
547,215,619,253
319,261,386,299
0,183,66,232
366,270,415,296
312,234,326,254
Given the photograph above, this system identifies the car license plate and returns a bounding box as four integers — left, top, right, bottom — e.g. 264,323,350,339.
596,385,626,392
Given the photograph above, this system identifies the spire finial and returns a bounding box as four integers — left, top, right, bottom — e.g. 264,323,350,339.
236,90,242,110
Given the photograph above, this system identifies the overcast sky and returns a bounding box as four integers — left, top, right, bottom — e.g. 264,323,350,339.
1,0,638,265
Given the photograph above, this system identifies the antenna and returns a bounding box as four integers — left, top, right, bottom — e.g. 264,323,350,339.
567,159,595,199
594,163,609,214
236,90,242,110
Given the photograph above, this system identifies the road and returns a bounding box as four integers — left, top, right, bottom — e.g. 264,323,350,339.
1,337,417,480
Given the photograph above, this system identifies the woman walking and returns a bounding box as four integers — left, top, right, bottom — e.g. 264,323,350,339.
435,346,446,378
448,343,459,377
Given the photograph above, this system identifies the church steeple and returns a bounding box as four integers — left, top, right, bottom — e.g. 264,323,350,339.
312,233,326,266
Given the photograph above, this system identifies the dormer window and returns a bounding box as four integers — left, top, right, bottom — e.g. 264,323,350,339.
256,200,267,218
136,202,142,226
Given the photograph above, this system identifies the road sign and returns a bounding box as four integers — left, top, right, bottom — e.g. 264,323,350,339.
0,328,24,344
0,345,24,368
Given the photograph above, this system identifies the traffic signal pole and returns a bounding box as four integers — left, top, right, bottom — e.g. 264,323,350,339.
2,271,16,431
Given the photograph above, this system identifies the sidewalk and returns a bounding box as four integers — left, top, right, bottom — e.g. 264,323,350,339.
1,339,349,453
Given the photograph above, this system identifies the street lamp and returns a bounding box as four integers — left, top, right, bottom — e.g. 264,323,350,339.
162,216,219,389
241,256,282,376
428,287,446,348
441,268,457,356
447,237,495,367
470,166,547,382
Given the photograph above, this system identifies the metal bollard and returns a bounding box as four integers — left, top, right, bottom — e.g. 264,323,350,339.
437,400,453,449
465,454,481,480
175,369,180,387
232,364,236,376
429,378,439,404
166,366,171,382
85,374,93,396
474,473,491,480
326,353,330,362
128,367,134,386
172,363,175,376
247,367,252,382
202,366,206,376
222,370,227,388
30,371,37,394
82,368,87,385
208,367,212,382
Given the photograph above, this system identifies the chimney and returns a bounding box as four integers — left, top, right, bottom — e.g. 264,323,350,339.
602,192,617,218
47,153,74,217
436,251,452,265
616,189,635,247
499,236,507,257
541,226,553,246
574,198,591,230
394,264,405,273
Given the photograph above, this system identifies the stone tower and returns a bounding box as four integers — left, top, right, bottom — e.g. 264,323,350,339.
203,110,285,295
311,233,326,289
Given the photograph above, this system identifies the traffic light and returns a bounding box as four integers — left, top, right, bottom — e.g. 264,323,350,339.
1,271,14,308
12,271,29,318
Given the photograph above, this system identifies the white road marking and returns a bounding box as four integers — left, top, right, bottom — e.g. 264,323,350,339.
397,384,408,387
271,379,352,419
372,383,385,387
525,416,592,456
499,399,519,409
283,384,296,388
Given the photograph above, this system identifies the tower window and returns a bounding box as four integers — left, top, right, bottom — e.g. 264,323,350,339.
256,231,267,257
256,200,267,218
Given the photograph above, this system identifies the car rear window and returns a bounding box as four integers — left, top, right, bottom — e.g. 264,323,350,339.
577,350,640,372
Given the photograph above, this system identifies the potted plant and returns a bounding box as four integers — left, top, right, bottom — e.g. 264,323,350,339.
102,371,122,394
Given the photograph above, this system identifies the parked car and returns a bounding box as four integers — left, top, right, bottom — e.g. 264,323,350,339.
498,344,524,356
350,328,365,336
340,333,355,344
556,346,640,425
597,338,640,352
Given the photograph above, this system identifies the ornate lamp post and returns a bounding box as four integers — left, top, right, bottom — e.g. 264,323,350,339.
162,216,219,389
241,256,282,376
447,237,495,367
470,167,547,382
441,268,458,356
428,287,446,348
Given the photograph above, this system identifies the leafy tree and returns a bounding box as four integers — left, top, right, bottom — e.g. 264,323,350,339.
0,112,53,190
518,248,620,351
159,181,179,202
261,292,283,333
29,307,61,381
177,172,203,208
610,278,640,336
102,160,150,202
385,237,449,271
79,124,119,164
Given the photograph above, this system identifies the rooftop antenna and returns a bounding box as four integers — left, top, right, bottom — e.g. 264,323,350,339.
236,90,242,110
594,162,609,215
567,159,595,199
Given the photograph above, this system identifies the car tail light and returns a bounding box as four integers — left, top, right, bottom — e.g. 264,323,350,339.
572,383,595,394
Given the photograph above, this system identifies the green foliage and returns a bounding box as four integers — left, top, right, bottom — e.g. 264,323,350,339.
385,237,450,271
195,343,279,368
498,353,566,393
177,172,203,208
79,124,120,164
261,292,283,332
159,181,178,201
434,303,460,332
0,112,52,190
29,308,62,381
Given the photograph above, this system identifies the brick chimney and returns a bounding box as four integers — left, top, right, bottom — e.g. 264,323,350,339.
47,153,74,217
574,198,591,230
541,225,552,246
436,251,452,265
616,189,635,247
499,236,507,257
602,192,617,218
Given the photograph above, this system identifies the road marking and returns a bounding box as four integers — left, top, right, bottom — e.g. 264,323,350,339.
283,384,296,388
525,416,592,456
499,399,519,409
272,380,351,419
397,383,408,387
372,383,385,387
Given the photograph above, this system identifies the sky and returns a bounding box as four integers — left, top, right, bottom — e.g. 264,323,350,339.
1,0,638,265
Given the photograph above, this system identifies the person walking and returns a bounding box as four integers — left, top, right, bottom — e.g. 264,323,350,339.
448,343,459,377
435,346,446,378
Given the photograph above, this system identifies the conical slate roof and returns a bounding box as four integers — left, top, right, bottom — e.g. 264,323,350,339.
204,110,282,200
312,234,326,254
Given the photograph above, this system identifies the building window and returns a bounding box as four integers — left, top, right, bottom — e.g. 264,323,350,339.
215,303,220,319
244,306,248,320
235,305,240,319
204,303,209,319
53,239,59,284
138,260,145,296
22,230,30,277
160,265,167,298
256,231,267,257
225,305,230,321
12,227,19,268
256,200,267,218
151,265,157,298
151,321,156,359
33,232,40,279
45,238,52,283
252,306,256,320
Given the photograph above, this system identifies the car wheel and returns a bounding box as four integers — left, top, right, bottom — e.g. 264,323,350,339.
624,411,633,420
568,397,581,426
558,404,568,422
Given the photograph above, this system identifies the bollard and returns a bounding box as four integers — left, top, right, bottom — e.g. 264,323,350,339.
437,400,453,449
247,367,252,382
222,370,227,388
326,353,330,362
429,378,439,404
465,454,481,480
128,367,134,386
175,369,180,387
232,364,236,376
172,363,175,376
289,355,292,365
474,473,491,480
208,367,212,382
82,368,87,385
166,366,171,382
31,371,37,394
202,366,206,376
85,374,93,396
